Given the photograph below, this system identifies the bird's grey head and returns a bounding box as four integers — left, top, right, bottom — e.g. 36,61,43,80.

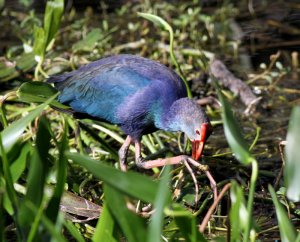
167,98,213,160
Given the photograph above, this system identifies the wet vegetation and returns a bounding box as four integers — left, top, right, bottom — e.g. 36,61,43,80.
0,0,300,241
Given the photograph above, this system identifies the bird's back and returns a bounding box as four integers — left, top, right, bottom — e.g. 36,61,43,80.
48,54,187,138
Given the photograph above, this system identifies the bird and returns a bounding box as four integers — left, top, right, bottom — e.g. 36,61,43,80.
48,54,216,196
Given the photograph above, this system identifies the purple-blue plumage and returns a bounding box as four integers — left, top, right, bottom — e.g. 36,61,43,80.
48,54,211,142
48,54,216,196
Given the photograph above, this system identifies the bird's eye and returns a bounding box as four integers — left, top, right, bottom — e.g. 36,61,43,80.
196,129,200,135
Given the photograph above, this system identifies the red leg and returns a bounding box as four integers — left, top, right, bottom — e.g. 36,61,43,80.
118,135,132,171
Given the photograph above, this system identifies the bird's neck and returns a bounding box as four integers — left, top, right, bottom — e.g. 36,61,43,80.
154,99,184,132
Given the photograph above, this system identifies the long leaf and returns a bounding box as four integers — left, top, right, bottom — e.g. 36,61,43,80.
66,152,159,203
229,181,247,242
285,106,300,202
269,185,297,242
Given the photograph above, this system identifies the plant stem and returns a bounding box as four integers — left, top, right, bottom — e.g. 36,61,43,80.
0,92,16,128
34,58,48,80
169,30,192,98
249,127,261,151
243,159,258,242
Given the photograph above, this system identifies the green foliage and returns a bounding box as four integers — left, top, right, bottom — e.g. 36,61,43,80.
170,204,207,242
284,106,300,202
138,12,192,98
43,0,64,49
17,81,68,109
33,0,64,57
33,0,64,78
18,115,52,239
0,53,36,82
93,203,117,242
229,181,248,242
214,80,258,241
1,1,299,241
72,28,115,53
0,94,57,154
269,185,297,242
104,185,148,242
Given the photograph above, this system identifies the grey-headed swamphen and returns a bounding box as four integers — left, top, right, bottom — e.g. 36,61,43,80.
48,54,217,198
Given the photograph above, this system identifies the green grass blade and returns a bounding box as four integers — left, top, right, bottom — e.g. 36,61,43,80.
269,185,297,242
104,184,147,242
137,12,173,35
66,152,159,203
284,106,300,202
0,183,4,242
64,221,86,242
147,166,171,242
93,203,117,242
25,201,68,242
43,0,64,48
229,181,247,242
33,26,46,58
0,94,57,155
25,115,51,205
167,203,207,242
27,199,45,242
45,119,68,222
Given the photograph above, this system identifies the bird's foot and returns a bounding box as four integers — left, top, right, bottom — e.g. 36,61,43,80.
135,156,148,169
187,157,218,202
197,164,209,172
134,155,218,203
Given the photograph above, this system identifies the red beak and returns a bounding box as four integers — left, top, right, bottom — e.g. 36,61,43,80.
192,123,212,160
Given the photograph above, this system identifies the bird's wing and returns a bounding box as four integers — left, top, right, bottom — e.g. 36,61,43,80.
48,63,152,124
